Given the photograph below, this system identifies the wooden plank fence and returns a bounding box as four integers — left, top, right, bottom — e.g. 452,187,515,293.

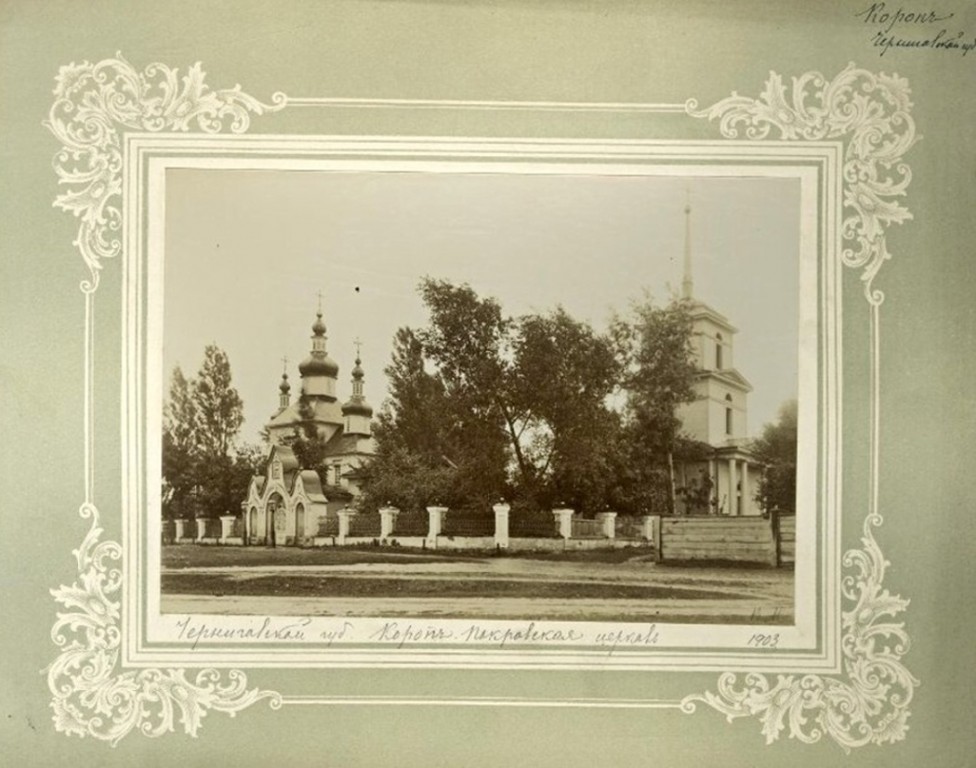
660,516,777,565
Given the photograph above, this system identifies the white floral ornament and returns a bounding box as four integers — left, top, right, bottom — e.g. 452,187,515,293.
47,504,282,745
684,64,918,751
45,55,283,745
45,53,284,293
688,63,917,305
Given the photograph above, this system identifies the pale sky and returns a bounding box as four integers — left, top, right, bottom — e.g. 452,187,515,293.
163,169,800,446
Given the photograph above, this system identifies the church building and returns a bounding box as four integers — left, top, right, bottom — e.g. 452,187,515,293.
673,200,763,516
243,306,375,545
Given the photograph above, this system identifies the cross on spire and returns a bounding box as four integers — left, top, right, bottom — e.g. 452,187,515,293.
316,290,323,313
281,354,288,374
354,337,362,359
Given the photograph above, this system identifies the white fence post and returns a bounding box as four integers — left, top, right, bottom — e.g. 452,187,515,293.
337,509,354,544
174,518,189,541
552,508,574,539
219,515,237,543
596,511,617,539
379,506,400,539
493,502,510,549
426,506,447,546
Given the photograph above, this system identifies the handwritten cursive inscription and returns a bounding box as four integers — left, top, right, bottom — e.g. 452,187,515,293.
856,2,975,56
594,624,661,655
175,616,312,650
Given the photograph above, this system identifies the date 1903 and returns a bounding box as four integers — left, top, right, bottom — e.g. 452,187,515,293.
746,632,781,649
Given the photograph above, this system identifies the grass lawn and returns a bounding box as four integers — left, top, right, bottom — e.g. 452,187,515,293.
161,544,654,569
161,573,739,601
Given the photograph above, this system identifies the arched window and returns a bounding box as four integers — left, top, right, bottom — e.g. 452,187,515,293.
725,394,733,435
295,502,305,543
715,333,724,369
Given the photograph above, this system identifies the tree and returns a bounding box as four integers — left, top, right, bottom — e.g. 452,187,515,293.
289,393,332,488
358,445,458,513
190,345,246,518
509,308,622,510
365,316,509,511
374,327,452,462
193,345,244,459
161,366,199,520
161,345,251,521
613,297,698,514
365,280,631,513
752,399,798,514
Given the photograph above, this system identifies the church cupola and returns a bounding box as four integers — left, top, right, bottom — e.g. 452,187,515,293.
342,342,373,436
298,304,340,401
278,369,291,409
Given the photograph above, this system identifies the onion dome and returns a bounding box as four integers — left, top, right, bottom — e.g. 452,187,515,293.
342,353,374,418
299,310,340,378
299,354,340,377
342,398,374,418
311,310,327,336
279,372,291,394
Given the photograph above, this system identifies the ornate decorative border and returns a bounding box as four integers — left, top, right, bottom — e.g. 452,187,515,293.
45,56,916,749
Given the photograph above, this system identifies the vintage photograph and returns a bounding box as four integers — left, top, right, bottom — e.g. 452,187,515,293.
158,168,801,625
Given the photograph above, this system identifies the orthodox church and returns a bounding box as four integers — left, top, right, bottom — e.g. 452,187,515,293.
243,307,375,545
673,201,763,516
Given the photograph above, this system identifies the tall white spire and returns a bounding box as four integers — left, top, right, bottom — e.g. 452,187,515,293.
681,188,694,300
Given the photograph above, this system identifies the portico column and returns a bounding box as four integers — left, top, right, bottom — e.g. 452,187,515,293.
728,457,738,516
707,459,716,514
740,461,750,516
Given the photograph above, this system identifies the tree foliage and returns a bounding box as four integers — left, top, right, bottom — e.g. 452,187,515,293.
752,399,798,513
363,279,695,517
194,345,244,459
611,297,699,514
161,345,256,520
289,394,332,488
161,367,198,520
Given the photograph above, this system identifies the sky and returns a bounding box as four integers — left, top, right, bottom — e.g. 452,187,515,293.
163,168,800,446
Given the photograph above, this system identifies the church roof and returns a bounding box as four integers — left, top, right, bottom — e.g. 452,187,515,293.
268,443,300,472
711,438,760,459
266,399,344,430
296,469,328,502
322,426,375,457
694,366,753,393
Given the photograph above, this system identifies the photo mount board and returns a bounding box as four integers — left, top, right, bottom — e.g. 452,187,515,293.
45,56,915,751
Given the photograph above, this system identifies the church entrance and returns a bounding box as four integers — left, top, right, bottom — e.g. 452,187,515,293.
266,493,284,546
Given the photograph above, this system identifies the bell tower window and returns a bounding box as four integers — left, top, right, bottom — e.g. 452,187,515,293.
715,333,724,369
725,394,733,435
